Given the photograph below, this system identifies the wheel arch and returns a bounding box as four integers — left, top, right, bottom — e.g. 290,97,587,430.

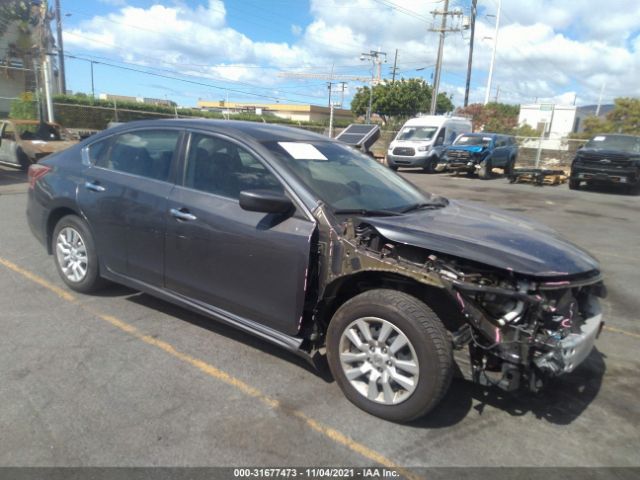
46,205,82,254
317,271,465,337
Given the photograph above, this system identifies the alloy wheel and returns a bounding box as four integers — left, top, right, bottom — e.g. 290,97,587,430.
56,226,88,283
338,317,420,405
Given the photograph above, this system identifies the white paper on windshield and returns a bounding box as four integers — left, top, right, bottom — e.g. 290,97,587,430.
30,140,47,145
592,136,606,141
278,142,327,160
483,137,492,142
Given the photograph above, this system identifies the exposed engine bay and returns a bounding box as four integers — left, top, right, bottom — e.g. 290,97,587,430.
309,204,606,393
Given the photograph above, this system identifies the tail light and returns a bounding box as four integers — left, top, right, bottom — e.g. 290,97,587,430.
28,164,52,190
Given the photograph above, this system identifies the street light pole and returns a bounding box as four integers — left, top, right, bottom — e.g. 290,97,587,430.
54,0,66,94
463,0,477,107
484,0,502,105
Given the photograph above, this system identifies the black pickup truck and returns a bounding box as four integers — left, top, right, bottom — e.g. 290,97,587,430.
570,134,640,194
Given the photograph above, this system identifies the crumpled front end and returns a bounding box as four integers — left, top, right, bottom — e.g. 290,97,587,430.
434,257,606,391
310,206,606,393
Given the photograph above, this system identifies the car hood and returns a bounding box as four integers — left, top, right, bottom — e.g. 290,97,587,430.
361,200,599,277
447,145,484,153
20,139,77,156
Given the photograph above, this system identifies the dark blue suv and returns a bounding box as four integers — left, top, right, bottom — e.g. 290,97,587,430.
441,133,518,179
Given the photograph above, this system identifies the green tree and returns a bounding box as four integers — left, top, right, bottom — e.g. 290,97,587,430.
9,92,37,120
578,97,640,138
350,78,454,122
455,102,520,133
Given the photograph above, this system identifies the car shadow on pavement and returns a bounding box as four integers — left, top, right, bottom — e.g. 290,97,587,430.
124,290,335,382
410,348,606,428
580,183,636,196
0,167,27,187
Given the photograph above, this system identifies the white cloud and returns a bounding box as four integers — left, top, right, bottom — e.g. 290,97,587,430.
64,0,640,107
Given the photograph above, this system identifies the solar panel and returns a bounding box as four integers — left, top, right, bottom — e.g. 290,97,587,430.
335,124,381,151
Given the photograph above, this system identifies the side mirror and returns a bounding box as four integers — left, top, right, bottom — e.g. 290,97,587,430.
239,189,294,214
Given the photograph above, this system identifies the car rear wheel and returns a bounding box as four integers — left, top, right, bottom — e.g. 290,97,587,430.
422,157,437,174
504,157,516,175
326,289,453,422
17,149,32,171
53,215,106,293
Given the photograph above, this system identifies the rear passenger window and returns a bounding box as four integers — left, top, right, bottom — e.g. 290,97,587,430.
95,130,179,182
184,133,283,199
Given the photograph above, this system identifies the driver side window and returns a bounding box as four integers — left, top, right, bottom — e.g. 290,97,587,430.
434,128,446,146
184,133,283,199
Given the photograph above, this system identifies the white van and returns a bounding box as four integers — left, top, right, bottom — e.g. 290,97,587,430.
386,115,472,172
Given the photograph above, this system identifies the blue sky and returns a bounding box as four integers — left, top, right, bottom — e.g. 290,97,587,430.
59,0,640,108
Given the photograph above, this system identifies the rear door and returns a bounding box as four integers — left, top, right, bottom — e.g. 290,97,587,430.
78,128,182,285
493,136,508,167
164,131,315,336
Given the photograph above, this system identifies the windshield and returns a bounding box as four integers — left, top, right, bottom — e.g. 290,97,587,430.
454,135,492,147
16,122,63,141
262,140,432,212
584,135,640,154
396,126,437,141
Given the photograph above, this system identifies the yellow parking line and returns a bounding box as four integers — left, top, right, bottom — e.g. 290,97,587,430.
604,325,640,340
0,256,419,480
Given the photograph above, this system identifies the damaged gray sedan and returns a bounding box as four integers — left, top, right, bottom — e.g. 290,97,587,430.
27,120,605,422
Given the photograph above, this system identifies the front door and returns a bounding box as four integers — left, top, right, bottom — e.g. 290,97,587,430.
164,132,315,336
78,129,182,285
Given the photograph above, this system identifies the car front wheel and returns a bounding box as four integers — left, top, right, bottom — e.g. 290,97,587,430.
52,215,106,293
568,178,581,190
326,289,453,422
478,158,493,179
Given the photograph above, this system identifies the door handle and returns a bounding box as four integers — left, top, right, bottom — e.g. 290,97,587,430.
170,208,197,221
85,181,106,192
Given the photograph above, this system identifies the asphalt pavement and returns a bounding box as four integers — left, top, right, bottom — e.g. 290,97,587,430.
0,164,638,470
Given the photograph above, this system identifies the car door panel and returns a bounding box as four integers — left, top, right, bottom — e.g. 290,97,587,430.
164,132,314,336
78,129,181,285
165,187,314,336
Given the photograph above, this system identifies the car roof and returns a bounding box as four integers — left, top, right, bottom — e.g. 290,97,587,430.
103,118,330,143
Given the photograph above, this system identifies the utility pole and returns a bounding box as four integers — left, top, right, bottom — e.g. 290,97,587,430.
54,0,66,94
391,49,398,83
90,60,96,99
595,82,606,116
429,1,463,114
484,0,502,105
338,81,347,107
43,55,55,122
360,49,387,123
494,85,500,103
464,0,477,107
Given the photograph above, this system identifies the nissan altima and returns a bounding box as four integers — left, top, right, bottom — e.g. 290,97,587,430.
27,119,605,422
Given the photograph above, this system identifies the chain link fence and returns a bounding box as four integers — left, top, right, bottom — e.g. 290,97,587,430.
4,100,586,170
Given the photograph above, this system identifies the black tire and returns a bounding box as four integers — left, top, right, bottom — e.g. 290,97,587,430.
52,214,106,293
422,157,437,174
17,149,32,171
389,165,398,171
478,158,493,179
326,289,453,422
568,178,580,190
504,157,516,175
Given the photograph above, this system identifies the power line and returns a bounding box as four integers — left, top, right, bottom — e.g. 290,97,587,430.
64,53,321,105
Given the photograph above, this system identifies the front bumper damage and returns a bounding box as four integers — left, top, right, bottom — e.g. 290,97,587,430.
310,205,606,393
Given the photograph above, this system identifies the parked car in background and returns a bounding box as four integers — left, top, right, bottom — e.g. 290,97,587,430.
0,119,77,170
27,119,605,422
440,133,518,179
570,134,640,194
386,115,472,172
